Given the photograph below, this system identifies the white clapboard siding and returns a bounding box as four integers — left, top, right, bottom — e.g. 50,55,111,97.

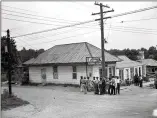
29,65,87,85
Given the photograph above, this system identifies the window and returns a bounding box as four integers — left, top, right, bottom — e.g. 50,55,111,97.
53,66,58,79
126,69,129,79
109,67,112,78
139,67,141,76
135,68,138,75
119,69,124,80
72,66,77,79
99,67,108,78
130,68,134,79
99,68,102,78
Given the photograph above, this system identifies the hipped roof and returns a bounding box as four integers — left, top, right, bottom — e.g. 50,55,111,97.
24,42,121,65
116,55,142,68
137,59,157,67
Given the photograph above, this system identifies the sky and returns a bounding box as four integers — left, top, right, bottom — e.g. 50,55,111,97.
1,1,157,51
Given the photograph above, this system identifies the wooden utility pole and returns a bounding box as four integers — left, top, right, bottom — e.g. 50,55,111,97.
6,29,12,96
92,2,114,78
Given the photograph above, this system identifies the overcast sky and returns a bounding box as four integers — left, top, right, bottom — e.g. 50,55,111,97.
1,1,157,51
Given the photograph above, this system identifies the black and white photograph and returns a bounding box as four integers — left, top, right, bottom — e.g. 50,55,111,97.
1,1,157,118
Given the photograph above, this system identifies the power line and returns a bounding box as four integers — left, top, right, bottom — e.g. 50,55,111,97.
12,22,157,41
107,28,157,35
2,12,80,24
16,27,86,41
19,30,99,45
3,11,157,32
13,32,37,49
13,25,157,45
10,5,157,38
15,25,157,49
109,25,157,32
2,17,100,30
3,16,157,32
97,5,157,20
2,9,79,23
120,17,157,23
11,20,96,38
3,17,64,26
2,5,38,13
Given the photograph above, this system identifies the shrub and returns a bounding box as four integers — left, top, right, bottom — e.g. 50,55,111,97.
1,73,7,82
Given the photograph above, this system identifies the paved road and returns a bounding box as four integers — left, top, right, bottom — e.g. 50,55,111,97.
2,85,157,118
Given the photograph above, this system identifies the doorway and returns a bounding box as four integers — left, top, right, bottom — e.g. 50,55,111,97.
41,68,46,84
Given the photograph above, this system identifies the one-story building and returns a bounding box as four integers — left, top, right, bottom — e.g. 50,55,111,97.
137,59,157,78
24,42,120,85
116,55,143,80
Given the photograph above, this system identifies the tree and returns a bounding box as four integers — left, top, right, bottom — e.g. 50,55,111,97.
18,48,45,63
1,36,19,73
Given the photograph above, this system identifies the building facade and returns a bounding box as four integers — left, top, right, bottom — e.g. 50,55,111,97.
24,42,120,85
116,56,143,80
137,59,157,78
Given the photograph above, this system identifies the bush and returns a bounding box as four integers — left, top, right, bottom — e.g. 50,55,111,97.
1,73,7,82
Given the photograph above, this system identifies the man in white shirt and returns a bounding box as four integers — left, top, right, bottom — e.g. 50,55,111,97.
116,76,121,94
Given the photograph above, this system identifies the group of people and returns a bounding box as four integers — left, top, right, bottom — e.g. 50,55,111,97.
134,74,143,87
80,76,121,95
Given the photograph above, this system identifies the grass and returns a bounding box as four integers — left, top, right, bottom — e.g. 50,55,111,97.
1,89,29,111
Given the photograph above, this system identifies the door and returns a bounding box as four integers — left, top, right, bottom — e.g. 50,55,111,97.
88,66,93,78
119,69,124,80
126,69,129,79
41,68,46,84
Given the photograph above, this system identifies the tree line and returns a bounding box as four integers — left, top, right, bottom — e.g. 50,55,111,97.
1,36,45,73
107,46,157,61
1,36,157,73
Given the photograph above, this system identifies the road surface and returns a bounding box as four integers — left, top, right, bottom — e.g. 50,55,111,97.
2,85,157,118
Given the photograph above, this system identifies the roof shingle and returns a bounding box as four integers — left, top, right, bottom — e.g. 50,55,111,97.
137,59,157,66
24,42,120,65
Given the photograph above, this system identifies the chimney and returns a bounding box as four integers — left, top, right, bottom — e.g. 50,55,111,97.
139,51,144,60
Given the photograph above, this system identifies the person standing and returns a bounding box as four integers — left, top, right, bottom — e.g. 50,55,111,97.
94,77,99,94
116,76,121,94
139,75,143,88
80,76,83,92
87,77,90,92
114,76,118,95
111,76,116,95
154,72,157,89
108,78,112,95
102,77,106,94
82,77,87,94
134,74,138,86
98,77,103,95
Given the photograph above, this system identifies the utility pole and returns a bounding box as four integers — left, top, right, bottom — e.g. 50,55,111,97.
6,29,12,96
92,2,114,78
